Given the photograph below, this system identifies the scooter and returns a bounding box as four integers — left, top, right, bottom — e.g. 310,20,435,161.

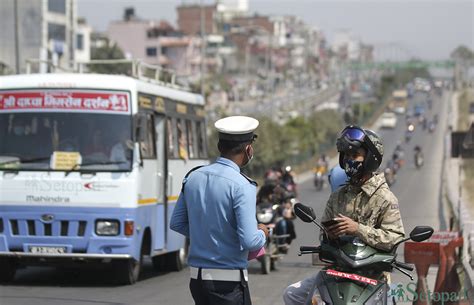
293,203,434,305
415,151,424,169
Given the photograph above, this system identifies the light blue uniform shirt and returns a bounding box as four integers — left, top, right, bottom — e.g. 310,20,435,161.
170,157,266,269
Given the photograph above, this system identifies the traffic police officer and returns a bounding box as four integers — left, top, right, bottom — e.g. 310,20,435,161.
170,116,269,305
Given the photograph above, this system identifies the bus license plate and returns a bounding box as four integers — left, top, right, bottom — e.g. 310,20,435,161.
29,246,67,254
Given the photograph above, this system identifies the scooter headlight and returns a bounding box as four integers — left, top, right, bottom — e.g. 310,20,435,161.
257,209,273,224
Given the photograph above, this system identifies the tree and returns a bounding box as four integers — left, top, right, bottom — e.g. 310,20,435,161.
89,39,131,75
450,45,474,61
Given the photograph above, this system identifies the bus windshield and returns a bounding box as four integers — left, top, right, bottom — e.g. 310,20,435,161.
0,112,133,171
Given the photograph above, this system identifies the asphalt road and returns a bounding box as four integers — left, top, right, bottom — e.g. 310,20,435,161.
0,91,450,305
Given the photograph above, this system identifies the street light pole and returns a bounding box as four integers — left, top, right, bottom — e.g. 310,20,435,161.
14,0,20,74
200,0,206,97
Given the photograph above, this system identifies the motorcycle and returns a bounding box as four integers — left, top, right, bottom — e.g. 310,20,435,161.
384,166,396,186
293,203,434,305
313,168,326,191
415,151,424,169
256,200,295,274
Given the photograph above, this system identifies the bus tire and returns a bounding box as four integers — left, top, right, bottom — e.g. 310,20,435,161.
115,243,144,285
165,247,186,271
0,257,17,283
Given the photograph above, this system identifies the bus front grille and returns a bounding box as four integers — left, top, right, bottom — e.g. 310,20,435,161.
9,219,88,237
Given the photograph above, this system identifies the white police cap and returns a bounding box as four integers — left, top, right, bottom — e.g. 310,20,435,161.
214,116,259,142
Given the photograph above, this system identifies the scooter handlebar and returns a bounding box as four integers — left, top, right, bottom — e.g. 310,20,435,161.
394,261,414,271
299,246,321,253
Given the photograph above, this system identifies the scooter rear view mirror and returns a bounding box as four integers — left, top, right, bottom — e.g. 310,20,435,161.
409,226,434,242
294,203,316,223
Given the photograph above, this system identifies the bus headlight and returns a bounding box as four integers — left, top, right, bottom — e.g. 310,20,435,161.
96,220,120,236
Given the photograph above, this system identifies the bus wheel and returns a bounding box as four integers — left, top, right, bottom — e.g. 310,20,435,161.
115,245,143,285
0,257,17,283
166,247,186,271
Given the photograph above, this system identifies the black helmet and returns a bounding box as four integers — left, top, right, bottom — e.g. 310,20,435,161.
336,125,384,174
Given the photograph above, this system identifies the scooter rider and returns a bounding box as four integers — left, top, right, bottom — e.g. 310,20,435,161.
283,125,405,305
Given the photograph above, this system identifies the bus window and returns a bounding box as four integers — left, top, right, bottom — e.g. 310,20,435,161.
186,120,196,159
196,120,207,158
167,117,178,158
140,113,156,159
177,119,188,160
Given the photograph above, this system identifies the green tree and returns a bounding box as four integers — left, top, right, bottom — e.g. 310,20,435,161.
89,39,131,75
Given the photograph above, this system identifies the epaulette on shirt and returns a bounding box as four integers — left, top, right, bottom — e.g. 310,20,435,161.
240,172,258,187
181,165,204,193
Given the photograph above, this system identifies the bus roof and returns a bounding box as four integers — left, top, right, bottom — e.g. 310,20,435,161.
0,73,204,106
392,90,408,98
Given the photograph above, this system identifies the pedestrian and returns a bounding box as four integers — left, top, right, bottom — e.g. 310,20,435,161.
283,125,405,305
170,115,269,305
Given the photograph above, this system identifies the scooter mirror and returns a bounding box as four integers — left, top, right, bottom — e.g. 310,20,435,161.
294,203,316,223
409,226,434,242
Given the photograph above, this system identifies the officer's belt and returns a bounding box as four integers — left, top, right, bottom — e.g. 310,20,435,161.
190,267,248,282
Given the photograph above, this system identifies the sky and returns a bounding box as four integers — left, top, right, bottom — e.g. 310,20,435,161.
77,0,474,61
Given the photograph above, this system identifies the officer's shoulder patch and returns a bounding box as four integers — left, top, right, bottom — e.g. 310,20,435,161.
390,203,399,210
240,172,258,187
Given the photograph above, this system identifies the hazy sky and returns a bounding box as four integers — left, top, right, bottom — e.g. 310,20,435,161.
78,0,474,60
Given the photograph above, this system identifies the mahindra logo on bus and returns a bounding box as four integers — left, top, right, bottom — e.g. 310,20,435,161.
41,214,55,223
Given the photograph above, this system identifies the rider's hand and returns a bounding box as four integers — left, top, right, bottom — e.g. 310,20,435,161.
258,224,269,238
327,214,359,237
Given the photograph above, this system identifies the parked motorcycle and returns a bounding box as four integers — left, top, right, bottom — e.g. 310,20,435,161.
293,203,434,305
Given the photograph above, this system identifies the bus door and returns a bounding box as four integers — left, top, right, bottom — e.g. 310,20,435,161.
153,113,167,250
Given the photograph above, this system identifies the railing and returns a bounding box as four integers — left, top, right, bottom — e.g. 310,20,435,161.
24,58,187,91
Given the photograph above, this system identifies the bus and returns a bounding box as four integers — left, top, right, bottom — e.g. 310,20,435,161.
389,89,408,114
0,64,208,284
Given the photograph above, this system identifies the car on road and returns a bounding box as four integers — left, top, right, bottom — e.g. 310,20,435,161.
380,112,397,128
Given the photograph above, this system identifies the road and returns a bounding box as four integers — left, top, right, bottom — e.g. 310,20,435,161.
0,91,450,305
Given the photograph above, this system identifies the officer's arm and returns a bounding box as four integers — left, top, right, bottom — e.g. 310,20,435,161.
356,198,405,251
170,193,190,237
233,183,266,251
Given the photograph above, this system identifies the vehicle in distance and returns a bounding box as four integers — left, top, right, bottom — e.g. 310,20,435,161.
380,112,397,128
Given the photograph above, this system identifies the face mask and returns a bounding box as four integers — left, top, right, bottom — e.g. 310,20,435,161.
343,158,363,178
241,145,254,168
13,126,24,136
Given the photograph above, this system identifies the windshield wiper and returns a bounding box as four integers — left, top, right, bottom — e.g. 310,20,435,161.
65,161,128,176
0,156,51,166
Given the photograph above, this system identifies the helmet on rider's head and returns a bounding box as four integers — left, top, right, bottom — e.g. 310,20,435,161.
336,125,384,175
284,166,292,173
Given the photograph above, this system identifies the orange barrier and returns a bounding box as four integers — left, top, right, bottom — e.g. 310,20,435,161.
405,234,469,305
405,242,440,305
432,237,468,305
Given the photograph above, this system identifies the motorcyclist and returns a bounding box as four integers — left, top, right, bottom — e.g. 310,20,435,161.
316,154,329,174
283,125,405,305
414,145,424,168
281,165,297,195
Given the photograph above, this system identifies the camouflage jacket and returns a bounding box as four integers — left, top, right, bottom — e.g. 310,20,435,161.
321,172,405,251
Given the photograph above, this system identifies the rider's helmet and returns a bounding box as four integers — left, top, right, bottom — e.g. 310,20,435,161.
328,165,348,192
336,125,384,174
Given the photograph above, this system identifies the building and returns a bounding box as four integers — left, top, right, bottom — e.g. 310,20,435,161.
107,8,203,76
0,0,89,74
75,18,92,63
176,4,217,36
